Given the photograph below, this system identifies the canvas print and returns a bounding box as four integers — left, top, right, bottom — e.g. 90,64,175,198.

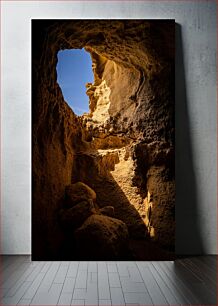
32,20,175,260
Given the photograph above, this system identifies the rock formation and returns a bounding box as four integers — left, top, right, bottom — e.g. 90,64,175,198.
64,182,97,208
58,182,129,259
74,214,129,260
32,20,175,260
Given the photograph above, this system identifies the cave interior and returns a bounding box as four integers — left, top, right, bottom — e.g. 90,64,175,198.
32,20,175,260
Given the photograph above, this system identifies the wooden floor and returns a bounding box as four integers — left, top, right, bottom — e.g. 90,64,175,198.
0,256,217,305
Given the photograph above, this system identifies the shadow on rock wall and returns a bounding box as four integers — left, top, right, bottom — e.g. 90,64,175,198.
57,158,174,261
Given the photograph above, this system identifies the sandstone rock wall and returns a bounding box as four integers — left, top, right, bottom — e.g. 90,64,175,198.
32,20,175,259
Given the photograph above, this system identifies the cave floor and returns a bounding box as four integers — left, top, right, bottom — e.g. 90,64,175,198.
1,255,216,305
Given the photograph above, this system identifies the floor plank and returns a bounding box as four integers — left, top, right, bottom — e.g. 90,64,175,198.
57,292,72,305
98,262,111,300
159,261,201,304
136,262,168,305
36,261,61,293
189,257,217,285
110,287,125,305
99,299,112,305
30,283,63,305
0,255,216,306
62,277,76,293
123,291,153,305
151,261,192,304
1,261,34,291
1,257,31,287
146,262,179,305
2,281,32,305
4,261,45,298
108,272,121,288
174,259,217,304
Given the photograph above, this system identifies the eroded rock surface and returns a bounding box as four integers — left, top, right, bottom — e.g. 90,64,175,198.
74,214,129,260
99,206,115,217
65,182,96,208
59,200,96,231
32,20,175,259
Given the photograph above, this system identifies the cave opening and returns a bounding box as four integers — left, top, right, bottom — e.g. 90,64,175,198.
56,48,93,115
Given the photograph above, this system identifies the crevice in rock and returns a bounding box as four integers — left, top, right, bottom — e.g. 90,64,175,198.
32,20,175,260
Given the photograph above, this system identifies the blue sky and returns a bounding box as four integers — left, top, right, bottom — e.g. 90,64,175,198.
57,48,93,115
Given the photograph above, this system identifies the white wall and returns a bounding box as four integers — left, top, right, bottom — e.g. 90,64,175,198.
1,1,217,254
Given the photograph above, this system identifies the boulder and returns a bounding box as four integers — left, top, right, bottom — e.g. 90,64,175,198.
74,214,129,259
59,200,95,230
99,206,115,217
65,182,96,207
